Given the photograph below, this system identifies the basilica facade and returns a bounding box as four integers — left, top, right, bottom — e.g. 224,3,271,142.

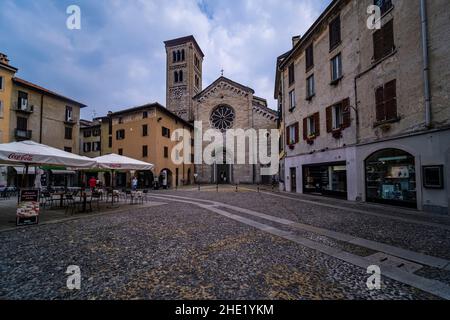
164,35,277,184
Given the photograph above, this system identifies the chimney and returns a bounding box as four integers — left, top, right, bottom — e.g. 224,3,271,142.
292,35,301,47
0,53,10,65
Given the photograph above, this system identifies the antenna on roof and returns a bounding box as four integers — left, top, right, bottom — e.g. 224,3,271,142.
91,108,97,120
221,68,224,77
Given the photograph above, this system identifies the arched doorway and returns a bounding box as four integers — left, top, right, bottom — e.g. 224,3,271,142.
213,149,232,184
138,171,154,189
365,148,417,208
159,169,173,189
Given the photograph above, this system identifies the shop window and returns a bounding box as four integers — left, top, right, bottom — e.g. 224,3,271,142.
423,165,444,189
303,163,347,198
365,149,417,208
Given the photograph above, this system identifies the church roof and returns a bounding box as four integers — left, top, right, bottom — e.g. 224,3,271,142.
193,76,255,100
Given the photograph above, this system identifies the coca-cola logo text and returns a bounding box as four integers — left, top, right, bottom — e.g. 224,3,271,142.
8,153,34,162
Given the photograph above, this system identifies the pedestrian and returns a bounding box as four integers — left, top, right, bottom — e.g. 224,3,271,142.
88,176,97,192
132,176,138,191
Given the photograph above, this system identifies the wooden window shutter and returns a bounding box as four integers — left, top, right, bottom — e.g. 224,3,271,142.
294,122,299,143
375,86,385,122
384,79,397,120
303,118,308,140
326,106,333,133
383,20,394,57
373,29,383,61
286,125,291,145
329,16,341,49
342,98,351,128
306,44,314,70
314,112,320,136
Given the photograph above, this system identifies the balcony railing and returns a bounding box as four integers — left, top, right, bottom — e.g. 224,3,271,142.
12,102,34,114
15,129,32,140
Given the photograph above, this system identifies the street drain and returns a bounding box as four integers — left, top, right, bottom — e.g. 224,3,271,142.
367,252,423,273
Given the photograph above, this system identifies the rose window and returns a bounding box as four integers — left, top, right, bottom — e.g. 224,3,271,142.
210,105,235,131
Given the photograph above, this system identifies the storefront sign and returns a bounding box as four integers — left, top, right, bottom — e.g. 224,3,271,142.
16,189,40,226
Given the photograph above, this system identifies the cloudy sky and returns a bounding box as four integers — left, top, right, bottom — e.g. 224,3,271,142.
0,0,330,119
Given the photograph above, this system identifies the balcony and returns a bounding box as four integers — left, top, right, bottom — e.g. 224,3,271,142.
12,102,34,114
15,129,32,140
64,117,78,126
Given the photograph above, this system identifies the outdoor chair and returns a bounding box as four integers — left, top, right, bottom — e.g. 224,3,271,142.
87,192,102,212
41,191,56,210
64,194,82,215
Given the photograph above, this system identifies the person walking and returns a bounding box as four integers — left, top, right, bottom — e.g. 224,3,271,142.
131,176,138,191
88,176,97,192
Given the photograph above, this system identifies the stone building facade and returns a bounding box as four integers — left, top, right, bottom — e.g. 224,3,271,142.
165,36,204,122
165,36,278,185
277,0,450,214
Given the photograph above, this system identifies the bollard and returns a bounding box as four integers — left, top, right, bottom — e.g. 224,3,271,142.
257,184,260,193
216,183,219,192
236,184,238,192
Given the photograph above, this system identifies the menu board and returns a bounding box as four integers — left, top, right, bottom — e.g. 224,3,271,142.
17,189,40,226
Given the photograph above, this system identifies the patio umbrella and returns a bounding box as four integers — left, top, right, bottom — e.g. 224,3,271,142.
93,154,154,206
0,140,97,187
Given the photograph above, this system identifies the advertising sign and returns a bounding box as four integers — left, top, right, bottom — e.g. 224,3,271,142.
17,189,40,226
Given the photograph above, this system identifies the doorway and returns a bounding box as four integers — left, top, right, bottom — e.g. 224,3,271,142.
290,167,297,193
303,162,347,199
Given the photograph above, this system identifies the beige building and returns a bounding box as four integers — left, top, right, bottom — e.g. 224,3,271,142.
79,119,101,158
165,36,278,184
105,103,194,189
277,0,450,214
0,53,86,187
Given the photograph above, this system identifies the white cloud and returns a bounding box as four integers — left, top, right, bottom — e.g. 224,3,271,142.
0,0,329,119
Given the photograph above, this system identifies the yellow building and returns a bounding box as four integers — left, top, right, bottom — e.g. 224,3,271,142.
0,53,86,187
105,103,194,189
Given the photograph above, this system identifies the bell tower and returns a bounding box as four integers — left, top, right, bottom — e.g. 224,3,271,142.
164,35,204,122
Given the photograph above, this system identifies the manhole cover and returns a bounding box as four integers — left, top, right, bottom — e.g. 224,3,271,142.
366,252,423,273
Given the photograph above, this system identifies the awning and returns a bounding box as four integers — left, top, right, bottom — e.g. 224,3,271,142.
14,167,36,175
50,169,76,175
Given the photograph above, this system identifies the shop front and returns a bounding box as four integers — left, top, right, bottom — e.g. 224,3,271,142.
365,149,417,209
303,162,348,199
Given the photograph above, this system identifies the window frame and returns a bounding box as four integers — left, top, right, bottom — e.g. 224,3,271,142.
142,145,148,158
116,129,125,140
306,74,315,99
288,64,295,86
289,90,296,111
65,127,73,140
305,44,314,71
330,53,343,83
0,76,4,91
142,124,148,137
329,15,341,51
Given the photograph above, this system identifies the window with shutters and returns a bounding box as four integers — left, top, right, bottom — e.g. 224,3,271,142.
329,15,341,51
373,19,395,62
304,113,320,140
142,145,148,158
289,90,296,111
64,127,72,140
374,0,393,15
116,129,125,140
306,75,315,99
142,124,148,137
305,44,314,71
375,79,397,123
327,98,351,133
286,123,299,146
288,64,295,86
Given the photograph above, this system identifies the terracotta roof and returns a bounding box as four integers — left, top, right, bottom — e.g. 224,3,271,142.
193,76,255,100
109,102,194,128
12,77,87,108
164,35,205,58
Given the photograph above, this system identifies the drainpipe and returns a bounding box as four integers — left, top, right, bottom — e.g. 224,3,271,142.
420,0,432,128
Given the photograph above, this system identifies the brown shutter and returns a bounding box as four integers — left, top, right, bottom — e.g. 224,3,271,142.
329,16,341,50
342,98,351,129
384,79,397,120
373,29,383,61
326,106,333,133
383,20,394,57
294,122,299,143
286,125,291,145
314,112,320,137
375,86,385,122
303,118,308,140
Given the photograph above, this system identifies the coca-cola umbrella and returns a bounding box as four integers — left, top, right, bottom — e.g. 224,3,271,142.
93,154,154,206
0,140,97,187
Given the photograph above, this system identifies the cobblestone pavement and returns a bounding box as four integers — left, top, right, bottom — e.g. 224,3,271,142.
1,187,449,300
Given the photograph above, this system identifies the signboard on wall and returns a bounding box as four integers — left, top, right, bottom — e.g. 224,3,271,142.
16,189,40,226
